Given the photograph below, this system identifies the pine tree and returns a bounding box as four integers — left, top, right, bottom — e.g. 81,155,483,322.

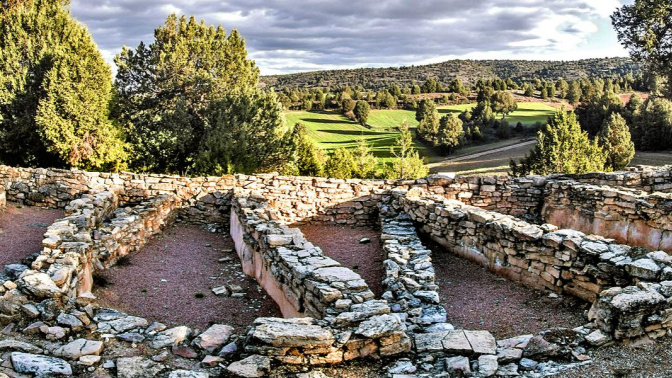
353,139,378,178
416,100,440,144
287,123,324,176
0,0,126,170
510,108,607,176
115,14,259,173
598,113,635,171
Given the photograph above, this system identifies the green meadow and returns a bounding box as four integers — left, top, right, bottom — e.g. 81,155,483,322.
283,102,557,164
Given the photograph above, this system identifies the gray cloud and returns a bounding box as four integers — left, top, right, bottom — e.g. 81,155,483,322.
70,0,625,75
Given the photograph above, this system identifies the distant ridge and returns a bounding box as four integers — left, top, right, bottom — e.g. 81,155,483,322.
260,57,641,91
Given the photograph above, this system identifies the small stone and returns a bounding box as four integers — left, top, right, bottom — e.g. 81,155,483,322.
202,355,224,367
116,356,165,378
169,370,209,378
445,356,471,375
77,355,101,366
212,286,230,296
218,341,238,356
464,330,496,355
57,313,84,331
117,332,146,343
497,362,520,376
172,345,199,359
585,330,611,347
359,237,371,244
478,355,499,377
519,358,538,371
0,340,42,354
150,326,192,349
192,324,234,353
226,355,270,377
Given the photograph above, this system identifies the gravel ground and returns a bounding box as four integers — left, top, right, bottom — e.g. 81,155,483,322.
297,224,385,297
93,223,281,332
0,202,63,268
426,237,589,339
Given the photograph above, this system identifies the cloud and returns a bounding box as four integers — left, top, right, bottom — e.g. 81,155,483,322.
69,0,629,75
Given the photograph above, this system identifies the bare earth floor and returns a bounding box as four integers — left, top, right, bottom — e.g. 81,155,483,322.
297,224,385,297
426,238,589,339
93,223,281,332
0,202,63,268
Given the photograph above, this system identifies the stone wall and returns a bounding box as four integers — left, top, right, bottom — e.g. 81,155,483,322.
230,194,411,363
542,180,672,252
400,191,672,341
562,165,672,193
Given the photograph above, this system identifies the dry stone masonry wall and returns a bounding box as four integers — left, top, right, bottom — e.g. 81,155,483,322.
1,164,672,377
543,180,672,252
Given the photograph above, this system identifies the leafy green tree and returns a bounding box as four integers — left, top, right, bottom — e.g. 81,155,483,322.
415,99,435,122
353,100,370,126
342,99,356,113
0,0,127,170
115,14,259,173
598,113,635,171
510,109,607,176
612,0,672,99
436,114,464,154
491,91,518,119
386,121,428,179
523,84,535,97
556,79,569,98
422,78,438,93
193,90,289,175
325,148,356,179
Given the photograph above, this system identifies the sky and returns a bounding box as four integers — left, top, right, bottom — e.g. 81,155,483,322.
70,0,634,76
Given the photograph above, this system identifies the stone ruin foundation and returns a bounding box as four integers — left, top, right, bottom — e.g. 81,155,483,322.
0,165,671,377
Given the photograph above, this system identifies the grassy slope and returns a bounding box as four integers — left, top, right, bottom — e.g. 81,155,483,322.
283,102,557,164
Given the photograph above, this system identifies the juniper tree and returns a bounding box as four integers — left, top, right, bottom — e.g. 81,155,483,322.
598,113,635,171
386,121,428,179
353,100,370,126
510,109,607,176
114,14,260,173
0,0,126,170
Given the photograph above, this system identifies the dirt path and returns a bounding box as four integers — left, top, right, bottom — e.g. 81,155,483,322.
425,237,588,339
0,202,63,268
427,139,535,169
298,224,385,298
94,223,281,332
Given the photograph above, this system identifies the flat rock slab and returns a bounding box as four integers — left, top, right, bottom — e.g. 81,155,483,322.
464,330,497,355
252,319,333,348
98,316,149,334
169,370,209,378
0,340,42,354
150,326,192,349
11,352,72,376
311,267,361,284
53,339,104,359
227,355,270,377
192,324,234,353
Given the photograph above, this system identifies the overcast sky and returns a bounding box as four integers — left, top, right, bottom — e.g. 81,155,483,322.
70,0,633,76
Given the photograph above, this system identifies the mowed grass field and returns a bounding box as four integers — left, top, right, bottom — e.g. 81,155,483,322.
283,102,557,164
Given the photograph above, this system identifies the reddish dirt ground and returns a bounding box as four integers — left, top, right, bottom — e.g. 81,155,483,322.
0,202,63,268
298,224,385,298
426,238,588,339
93,223,281,332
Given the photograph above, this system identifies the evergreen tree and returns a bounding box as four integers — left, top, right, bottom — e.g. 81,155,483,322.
192,90,288,175
574,92,623,136
598,113,635,171
0,0,126,170
115,14,259,173
636,97,672,151
287,123,324,176
510,108,607,176
612,0,672,99
325,148,356,179
567,81,582,104
353,139,378,179
436,114,464,154
386,121,428,179
417,101,440,144
353,100,370,126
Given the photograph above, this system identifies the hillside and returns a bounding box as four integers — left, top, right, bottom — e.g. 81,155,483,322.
260,57,641,91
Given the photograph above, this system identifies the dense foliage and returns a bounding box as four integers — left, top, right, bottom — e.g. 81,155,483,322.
0,0,126,170
510,109,607,176
114,14,262,173
598,113,635,171
612,0,672,99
